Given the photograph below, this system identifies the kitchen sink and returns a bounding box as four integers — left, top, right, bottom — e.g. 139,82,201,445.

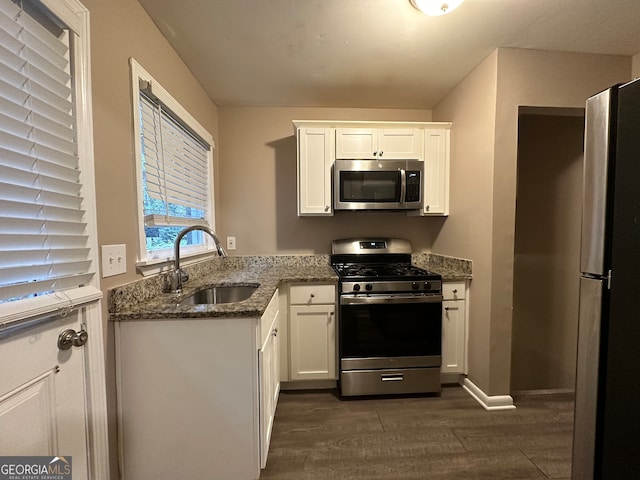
181,285,259,305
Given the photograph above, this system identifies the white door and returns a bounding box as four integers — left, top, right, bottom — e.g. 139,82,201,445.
0,312,90,479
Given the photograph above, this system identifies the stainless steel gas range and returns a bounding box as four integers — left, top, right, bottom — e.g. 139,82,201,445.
331,238,443,397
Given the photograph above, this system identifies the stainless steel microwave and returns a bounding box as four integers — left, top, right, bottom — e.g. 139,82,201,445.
333,158,424,211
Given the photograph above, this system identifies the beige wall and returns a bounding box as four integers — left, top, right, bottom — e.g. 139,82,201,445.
511,113,584,392
432,51,498,394
434,48,630,397
491,49,630,395
634,52,640,78
85,0,220,296
217,107,440,255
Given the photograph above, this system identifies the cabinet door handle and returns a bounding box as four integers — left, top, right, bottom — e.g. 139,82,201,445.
272,328,278,337
452,289,458,294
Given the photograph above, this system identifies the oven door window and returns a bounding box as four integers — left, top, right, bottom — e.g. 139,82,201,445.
340,302,441,358
339,171,401,203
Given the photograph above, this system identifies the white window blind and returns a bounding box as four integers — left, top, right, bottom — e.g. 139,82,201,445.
139,91,210,228
0,0,94,303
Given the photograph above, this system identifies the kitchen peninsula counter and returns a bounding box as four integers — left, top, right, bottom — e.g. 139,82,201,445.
109,256,337,321
108,253,472,321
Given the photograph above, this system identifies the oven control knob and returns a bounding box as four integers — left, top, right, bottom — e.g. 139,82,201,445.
424,282,431,290
412,282,419,290
353,284,361,292
365,283,373,291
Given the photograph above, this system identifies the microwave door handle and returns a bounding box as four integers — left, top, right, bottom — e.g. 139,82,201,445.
399,168,406,204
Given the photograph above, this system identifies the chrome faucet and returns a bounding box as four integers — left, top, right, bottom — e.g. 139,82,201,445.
168,225,228,293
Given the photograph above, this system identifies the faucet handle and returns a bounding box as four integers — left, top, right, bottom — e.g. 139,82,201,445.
178,268,189,283
162,273,175,293
164,268,190,293
175,268,189,291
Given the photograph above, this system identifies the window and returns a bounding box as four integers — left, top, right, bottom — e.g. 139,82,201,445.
130,59,215,270
0,0,101,314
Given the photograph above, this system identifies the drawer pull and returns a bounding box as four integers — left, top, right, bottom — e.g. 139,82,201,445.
381,374,404,382
452,289,458,294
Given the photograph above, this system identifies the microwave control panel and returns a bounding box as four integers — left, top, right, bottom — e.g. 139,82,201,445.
406,171,421,202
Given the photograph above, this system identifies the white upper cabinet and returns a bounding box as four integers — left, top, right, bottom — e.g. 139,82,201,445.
336,128,423,160
293,121,451,218
421,128,451,216
296,127,334,216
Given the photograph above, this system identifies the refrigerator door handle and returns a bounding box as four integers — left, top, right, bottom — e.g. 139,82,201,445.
581,88,614,276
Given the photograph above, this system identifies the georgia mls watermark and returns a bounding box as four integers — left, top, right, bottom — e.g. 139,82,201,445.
0,457,72,480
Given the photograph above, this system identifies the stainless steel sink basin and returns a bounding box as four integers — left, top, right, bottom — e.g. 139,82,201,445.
181,285,258,305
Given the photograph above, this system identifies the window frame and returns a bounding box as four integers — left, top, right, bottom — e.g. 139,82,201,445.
130,58,216,275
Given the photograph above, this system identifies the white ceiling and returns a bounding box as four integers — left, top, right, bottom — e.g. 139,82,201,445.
137,0,640,109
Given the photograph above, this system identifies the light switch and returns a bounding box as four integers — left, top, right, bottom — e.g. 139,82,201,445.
101,244,127,277
226,236,236,250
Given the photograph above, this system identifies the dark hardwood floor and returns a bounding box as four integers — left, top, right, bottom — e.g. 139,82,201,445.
261,386,574,479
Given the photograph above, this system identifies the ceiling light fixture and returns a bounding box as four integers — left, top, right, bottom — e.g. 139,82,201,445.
410,0,464,16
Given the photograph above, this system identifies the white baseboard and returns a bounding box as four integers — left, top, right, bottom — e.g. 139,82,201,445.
462,377,516,411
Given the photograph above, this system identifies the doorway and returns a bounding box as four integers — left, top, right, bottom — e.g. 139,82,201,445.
511,108,585,392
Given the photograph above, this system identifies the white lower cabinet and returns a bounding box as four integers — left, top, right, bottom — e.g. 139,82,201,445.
259,291,280,468
115,289,280,480
441,281,468,374
288,283,337,381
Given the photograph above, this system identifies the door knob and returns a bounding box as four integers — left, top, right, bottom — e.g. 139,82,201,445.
58,328,88,350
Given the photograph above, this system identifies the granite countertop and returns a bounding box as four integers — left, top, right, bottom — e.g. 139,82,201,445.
109,253,472,321
414,253,473,282
109,259,337,321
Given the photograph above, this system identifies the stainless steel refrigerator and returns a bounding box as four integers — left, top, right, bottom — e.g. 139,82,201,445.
573,77,640,479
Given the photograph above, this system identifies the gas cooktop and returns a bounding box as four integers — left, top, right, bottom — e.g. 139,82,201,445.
331,238,442,294
332,263,439,281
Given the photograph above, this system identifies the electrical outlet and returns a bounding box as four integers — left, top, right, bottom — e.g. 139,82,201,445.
101,244,127,277
226,236,236,250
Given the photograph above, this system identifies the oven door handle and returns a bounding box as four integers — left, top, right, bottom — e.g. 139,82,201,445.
340,294,443,305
